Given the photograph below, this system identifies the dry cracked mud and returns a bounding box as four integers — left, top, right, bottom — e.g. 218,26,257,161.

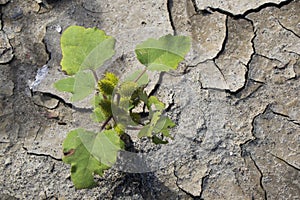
0,0,299,199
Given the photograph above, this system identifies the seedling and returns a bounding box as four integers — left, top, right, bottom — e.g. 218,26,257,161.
54,26,191,189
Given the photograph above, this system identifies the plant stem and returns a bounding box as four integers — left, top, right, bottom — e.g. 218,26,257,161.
91,69,99,83
101,116,112,131
100,67,148,132
134,67,147,83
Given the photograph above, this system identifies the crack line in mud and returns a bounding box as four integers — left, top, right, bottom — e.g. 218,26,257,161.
199,170,210,199
213,16,228,60
206,0,293,18
167,0,176,35
277,19,300,39
190,0,200,13
42,38,51,65
233,82,264,105
243,0,293,16
268,152,300,171
284,50,300,57
270,109,300,126
33,92,93,113
256,53,283,64
240,104,270,156
249,79,265,84
190,0,212,15
249,154,268,200
23,146,62,161
212,61,228,89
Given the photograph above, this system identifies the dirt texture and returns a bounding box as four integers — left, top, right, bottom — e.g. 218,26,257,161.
0,0,299,199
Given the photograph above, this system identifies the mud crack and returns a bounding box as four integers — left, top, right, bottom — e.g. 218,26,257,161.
277,19,300,39
231,17,257,95
204,0,294,18
23,146,62,161
212,16,229,60
199,171,210,199
240,104,270,155
268,152,300,171
249,154,267,200
167,0,176,35
270,109,300,126
41,38,51,65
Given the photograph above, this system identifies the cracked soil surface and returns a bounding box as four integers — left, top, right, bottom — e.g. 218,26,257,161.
0,0,299,199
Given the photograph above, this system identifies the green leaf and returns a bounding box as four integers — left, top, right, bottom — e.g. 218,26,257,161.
90,94,106,123
62,128,124,189
62,129,109,189
152,135,168,144
124,70,149,86
138,113,175,140
138,111,161,138
118,81,138,98
78,129,124,166
54,71,95,102
138,124,151,138
90,107,106,122
147,96,165,111
61,26,115,75
153,116,175,138
135,34,191,72
53,77,75,93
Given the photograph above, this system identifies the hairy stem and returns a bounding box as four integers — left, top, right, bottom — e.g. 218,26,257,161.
100,67,148,132
134,67,147,83
91,69,99,83
101,116,113,131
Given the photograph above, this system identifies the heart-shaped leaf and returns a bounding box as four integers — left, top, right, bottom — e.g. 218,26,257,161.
63,128,124,189
135,34,191,71
54,71,95,102
61,26,115,75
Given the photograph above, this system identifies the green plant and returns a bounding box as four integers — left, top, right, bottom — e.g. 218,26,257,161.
54,25,191,189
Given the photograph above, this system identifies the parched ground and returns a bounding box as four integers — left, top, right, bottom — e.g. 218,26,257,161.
0,0,299,199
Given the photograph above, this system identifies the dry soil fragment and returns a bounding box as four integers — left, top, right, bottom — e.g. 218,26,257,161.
244,108,300,199
0,80,14,96
215,17,254,92
196,17,254,92
234,157,266,199
0,31,14,64
249,55,296,84
197,60,228,89
169,0,226,65
275,0,300,36
195,0,286,15
250,108,300,169
201,169,246,199
248,6,300,64
175,160,208,196
32,93,59,109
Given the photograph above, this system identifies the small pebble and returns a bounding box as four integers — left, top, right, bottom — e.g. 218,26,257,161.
5,157,12,166
55,25,62,33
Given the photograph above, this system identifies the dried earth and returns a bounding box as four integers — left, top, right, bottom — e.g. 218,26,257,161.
0,0,299,199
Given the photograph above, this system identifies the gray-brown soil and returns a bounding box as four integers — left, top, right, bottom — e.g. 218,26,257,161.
0,0,299,199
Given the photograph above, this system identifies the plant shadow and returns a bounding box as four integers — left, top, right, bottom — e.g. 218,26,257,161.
111,134,178,199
